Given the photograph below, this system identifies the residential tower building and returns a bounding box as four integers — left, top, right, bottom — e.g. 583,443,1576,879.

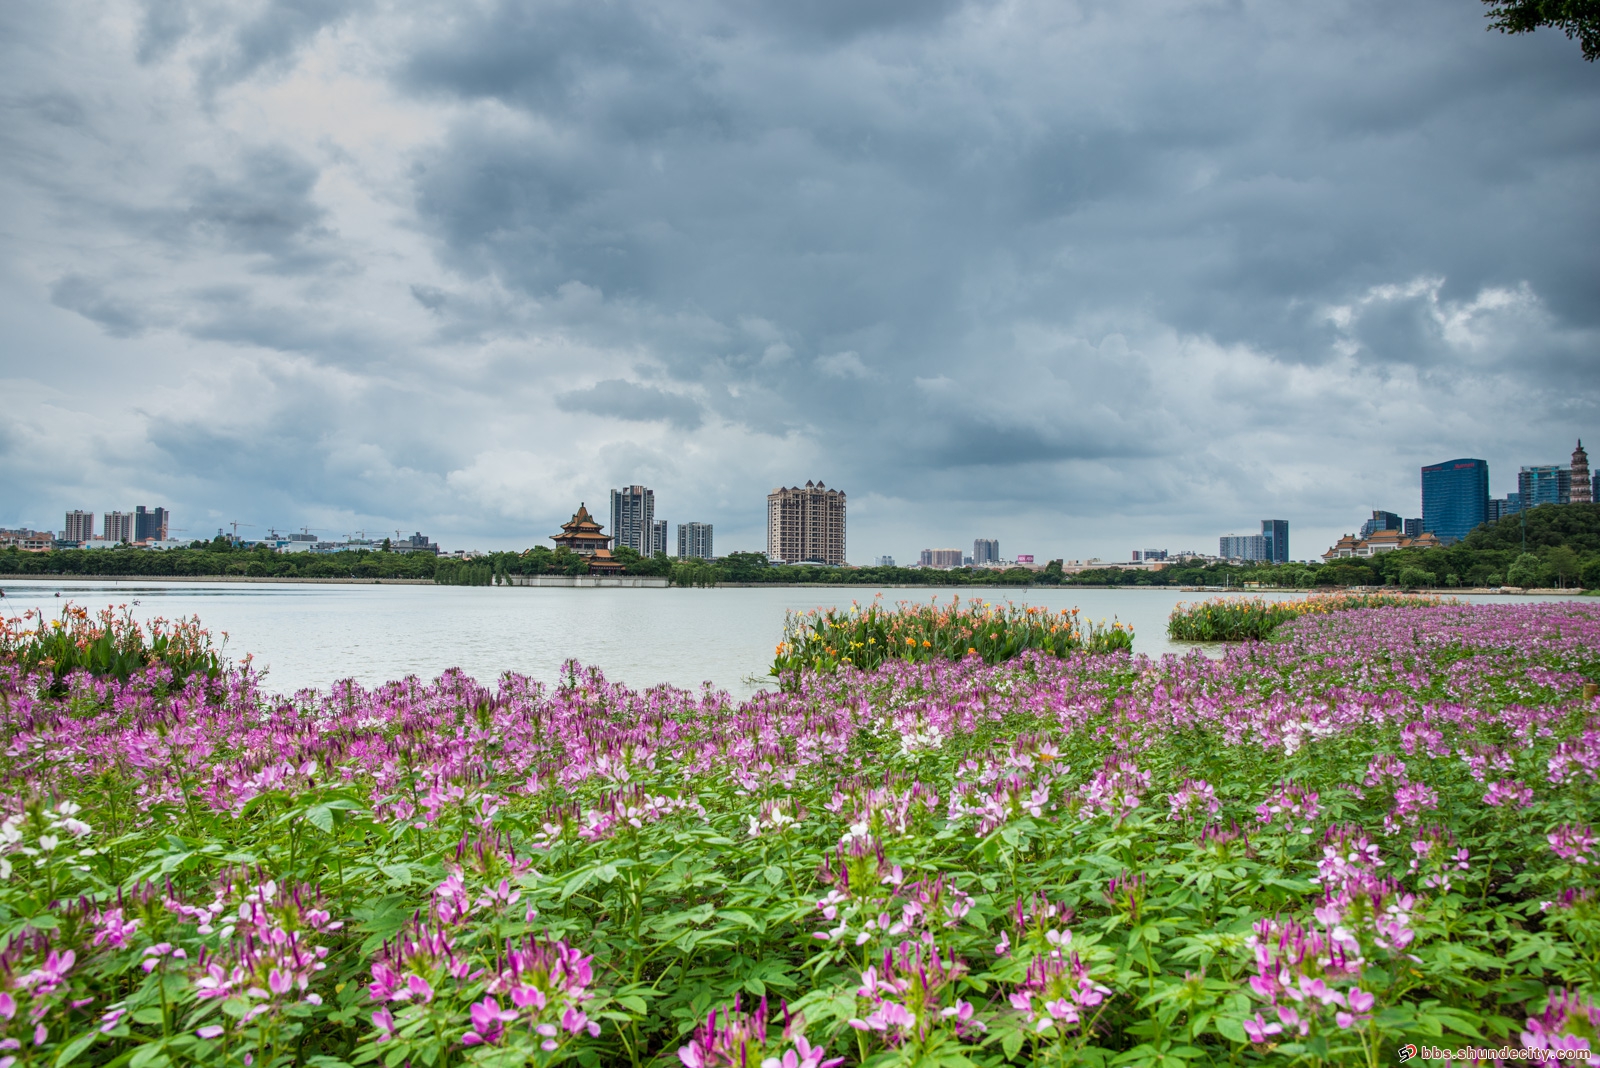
1219,534,1268,561
1421,458,1489,543
919,548,962,568
103,511,135,544
766,481,846,565
972,538,999,565
64,510,94,543
677,522,714,561
134,506,169,543
610,486,658,557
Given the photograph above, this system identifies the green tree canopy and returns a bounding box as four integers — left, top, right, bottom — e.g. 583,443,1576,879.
1483,0,1600,60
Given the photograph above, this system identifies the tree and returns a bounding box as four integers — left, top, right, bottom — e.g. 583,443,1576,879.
1483,0,1600,60
1545,545,1581,588
1398,567,1436,590
1506,552,1542,588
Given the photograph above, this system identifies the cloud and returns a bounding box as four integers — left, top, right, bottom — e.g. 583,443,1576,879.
0,0,1597,563
554,379,705,430
815,351,869,379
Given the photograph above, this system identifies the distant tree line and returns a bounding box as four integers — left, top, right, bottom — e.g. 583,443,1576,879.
5,505,1598,590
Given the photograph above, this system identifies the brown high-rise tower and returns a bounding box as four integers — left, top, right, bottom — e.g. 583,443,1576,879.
1573,440,1592,504
766,481,846,565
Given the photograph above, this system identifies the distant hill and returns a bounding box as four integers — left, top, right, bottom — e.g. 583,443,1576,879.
1461,502,1600,554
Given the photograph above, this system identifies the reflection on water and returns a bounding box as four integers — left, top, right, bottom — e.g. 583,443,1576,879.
0,581,1582,699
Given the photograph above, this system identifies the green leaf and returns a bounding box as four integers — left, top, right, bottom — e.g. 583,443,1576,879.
378,863,414,886
305,805,335,833
128,1042,171,1068
616,995,648,1014
55,1032,97,1067
1001,1027,1025,1060
1215,1017,1247,1044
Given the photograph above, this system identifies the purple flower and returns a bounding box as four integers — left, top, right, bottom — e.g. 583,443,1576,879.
462,996,517,1047
1243,1013,1283,1043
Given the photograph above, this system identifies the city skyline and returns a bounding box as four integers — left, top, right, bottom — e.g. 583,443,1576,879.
10,432,1595,563
1,2,1596,561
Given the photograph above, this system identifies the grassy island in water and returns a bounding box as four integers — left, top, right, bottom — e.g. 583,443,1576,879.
0,597,1598,1066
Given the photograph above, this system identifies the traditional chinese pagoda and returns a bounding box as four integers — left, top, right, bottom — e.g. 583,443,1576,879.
551,503,625,573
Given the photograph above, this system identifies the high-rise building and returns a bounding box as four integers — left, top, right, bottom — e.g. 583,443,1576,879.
134,506,169,542
1219,534,1268,561
103,511,135,543
1359,511,1401,539
1421,458,1489,543
972,538,999,565
65,510,94,543
1518,465,1571,509
919,548,963,568
766,481,846,565
1572,440,1592,505
677,522,714,561
1403,518,1423,538
876,555,896,567
610,486,657,556
1261,519,1289,564
651,519,667,558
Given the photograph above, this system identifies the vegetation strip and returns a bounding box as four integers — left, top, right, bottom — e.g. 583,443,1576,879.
0,601,1598,1065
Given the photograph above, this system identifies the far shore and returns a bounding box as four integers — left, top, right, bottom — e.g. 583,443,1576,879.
0,575,1588,595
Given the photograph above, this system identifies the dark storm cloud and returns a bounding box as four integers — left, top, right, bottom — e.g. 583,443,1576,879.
50,275,150,338
176,147,339,272
2,0,1598,555
135,0,369,89
555,379,705,430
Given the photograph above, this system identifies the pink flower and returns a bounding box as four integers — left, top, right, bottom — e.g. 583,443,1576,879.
462,996,517,1047
1243,1013,1283,1043
197,1025,225,1040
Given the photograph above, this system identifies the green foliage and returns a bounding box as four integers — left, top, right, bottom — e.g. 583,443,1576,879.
1483,0,1600,60
773,595,1133,679
0,602,223,691
1166,593,1449,641
1397,567,1437,590
1463,503,1600,554
1507,553,1543,589
4,604,1600,1066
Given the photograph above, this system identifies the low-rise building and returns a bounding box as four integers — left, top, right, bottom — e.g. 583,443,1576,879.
0,528,55,552
1322,529,1443,560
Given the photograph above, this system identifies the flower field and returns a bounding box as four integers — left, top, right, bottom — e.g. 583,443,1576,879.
1165,594,1450,643
1,601,1598,1066
772,597,1132,679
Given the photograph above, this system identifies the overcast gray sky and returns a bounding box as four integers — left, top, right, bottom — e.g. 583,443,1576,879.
2,0,1596,562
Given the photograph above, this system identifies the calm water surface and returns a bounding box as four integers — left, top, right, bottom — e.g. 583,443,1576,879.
0,580,1584,699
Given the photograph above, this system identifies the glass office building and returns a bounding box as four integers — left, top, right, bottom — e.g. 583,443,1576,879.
1518,466,1571,508
1420,458,1489,543
1261,519,1289,564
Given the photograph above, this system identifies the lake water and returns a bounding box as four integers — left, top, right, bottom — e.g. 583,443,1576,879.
0,580,1586,699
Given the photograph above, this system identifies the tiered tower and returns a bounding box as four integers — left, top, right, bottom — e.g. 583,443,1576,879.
1574,440,1592,504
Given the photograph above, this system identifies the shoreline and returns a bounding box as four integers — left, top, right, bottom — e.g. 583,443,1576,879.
0,575,1587,595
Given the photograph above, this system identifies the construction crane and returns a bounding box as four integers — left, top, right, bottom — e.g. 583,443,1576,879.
227,521,256,543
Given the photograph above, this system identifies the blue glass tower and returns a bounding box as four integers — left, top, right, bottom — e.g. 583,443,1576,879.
1420,459,1489,543
1261,519,1289,564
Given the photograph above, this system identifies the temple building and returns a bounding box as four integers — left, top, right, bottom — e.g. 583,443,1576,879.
550,503,626,573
